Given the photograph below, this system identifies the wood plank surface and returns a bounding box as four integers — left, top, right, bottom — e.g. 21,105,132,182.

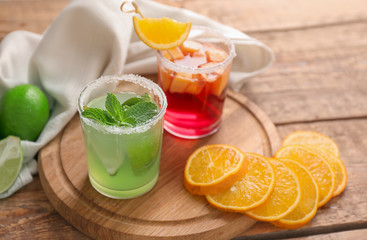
242,22,367,124
0,177,91,240
0,0,70,38
156,0,367,33
287,229,367,240
1,0,367,239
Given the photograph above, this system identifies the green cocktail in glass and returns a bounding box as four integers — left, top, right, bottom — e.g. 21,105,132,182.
77,74,167,199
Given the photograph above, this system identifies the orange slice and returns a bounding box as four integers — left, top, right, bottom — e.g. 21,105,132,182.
184,144,248,195
307,147,347,197
133,16,192,50
206,153,275,212
282,131,340,157
275,145,335,207
272,158,319,229
245,158,301,222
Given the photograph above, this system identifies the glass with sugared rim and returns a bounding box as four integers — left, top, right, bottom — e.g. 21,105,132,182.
77,74,167,199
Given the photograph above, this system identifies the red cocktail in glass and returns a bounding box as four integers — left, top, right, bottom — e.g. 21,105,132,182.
157,26,235,139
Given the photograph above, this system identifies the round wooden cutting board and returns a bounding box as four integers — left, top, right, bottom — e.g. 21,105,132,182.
39,90,281,240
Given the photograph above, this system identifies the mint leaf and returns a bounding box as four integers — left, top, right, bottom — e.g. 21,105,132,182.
121,93,151,108
122,105,130,111
120,116,137,127
82,107,116,125
122,101,159,126
82,93,159,128
105,93,123,122
141,93,151,101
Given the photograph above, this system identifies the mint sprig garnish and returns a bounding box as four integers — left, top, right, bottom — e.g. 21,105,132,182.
121,93,150,108
82,93,159,127
123,101,159,124
82,108,117,125
105,93,124,122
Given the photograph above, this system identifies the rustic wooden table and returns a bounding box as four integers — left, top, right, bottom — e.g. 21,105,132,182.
1,0,367,239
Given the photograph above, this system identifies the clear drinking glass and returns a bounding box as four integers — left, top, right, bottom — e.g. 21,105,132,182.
156,26,236,139
77,74,167,199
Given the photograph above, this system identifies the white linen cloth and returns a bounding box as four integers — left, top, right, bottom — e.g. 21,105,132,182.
0,0,274,198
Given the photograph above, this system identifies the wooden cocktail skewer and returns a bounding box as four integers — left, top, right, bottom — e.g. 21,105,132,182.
120,1,144,18
120,1,176,60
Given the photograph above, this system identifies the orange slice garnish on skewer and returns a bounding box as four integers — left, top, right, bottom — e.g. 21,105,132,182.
133,16,192,50
122,1,192,50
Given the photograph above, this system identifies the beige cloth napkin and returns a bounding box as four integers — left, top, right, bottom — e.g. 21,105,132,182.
0,0,274,198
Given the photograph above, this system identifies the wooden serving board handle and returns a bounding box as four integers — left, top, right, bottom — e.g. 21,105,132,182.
39,90,281,240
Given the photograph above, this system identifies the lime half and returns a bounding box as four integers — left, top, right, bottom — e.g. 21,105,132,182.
0,136,23,193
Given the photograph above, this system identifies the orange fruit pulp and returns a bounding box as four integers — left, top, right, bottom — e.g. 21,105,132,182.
282,131,347,197
133,16,192,50
282,131,340,157
306,147,347,197
272,158,319,229
184,144,248,195
275,145,335,207
206,153,275,212
245,158,301,222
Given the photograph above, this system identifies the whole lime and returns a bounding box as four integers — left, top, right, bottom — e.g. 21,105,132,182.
0,84,49,141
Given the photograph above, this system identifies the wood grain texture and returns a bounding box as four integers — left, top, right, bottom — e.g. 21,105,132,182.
287,228,367,240
2,0,367,38
0,0,70,39
155,0,367,33
0,177,91,240
241,22,367,124
38,91,280,240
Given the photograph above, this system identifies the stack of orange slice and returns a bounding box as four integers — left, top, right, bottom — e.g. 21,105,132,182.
280,131,347,198
183,131,347,229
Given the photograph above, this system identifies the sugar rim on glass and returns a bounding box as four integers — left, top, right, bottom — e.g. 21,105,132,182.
156,25,236,74
77,74,167,135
